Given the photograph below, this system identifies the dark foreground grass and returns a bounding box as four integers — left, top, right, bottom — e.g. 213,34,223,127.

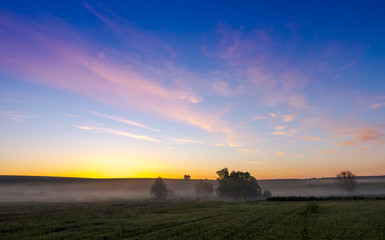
1,200,384,240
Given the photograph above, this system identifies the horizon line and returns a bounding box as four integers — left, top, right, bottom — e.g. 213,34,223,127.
1,174,384,181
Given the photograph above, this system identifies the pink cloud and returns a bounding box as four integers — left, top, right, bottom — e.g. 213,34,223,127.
270,113,296,122
356,128,383,142
300,136,322,141
241,148,259,153
301,116,385,149
206,23,313,109
253,115,267,120
171,138,202,144
275,152,285,156
60,113,81,118
270,129,298,136
0,11,240,146
273,125,288,130
206,23,365,112
369,102,385,109
335,124,385,147
324,150,337,154
1,110,32,122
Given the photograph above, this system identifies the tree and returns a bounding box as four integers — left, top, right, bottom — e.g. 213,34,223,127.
216,168,262,198
150,177,168,200
184,174,191,180
262,190,272,198
195,179,213,198
336,170,357,193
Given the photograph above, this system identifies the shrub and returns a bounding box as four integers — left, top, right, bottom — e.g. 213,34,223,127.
150,177,168,200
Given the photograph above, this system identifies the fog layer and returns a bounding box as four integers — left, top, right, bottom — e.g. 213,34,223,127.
0,176,384,202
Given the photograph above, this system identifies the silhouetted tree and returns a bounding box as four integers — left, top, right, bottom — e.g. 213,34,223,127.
262,189,272,198
150,177,168,200
336,170,357,193
216,168,262,198
195,179,213,198
184,174,191,180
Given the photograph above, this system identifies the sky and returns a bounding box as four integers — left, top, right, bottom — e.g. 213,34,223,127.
0,1,385,179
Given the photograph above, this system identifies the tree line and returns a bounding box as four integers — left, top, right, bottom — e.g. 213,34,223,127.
150,168,272,200
151,169,358,200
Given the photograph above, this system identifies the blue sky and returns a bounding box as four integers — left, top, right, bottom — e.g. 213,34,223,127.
0,1,384,179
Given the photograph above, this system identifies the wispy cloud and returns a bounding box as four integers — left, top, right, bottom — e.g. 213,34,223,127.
76,126,92,130
1,111,32,122
171,138,202,144
74,125,162,142
281,114,296,122
275,152,285,156
270,129,299,136
84,2,176,59
0,10,239,145
302,116,385,148
270,113,296,122
206,23,314,109
331,124,385,147
253,115,267,120
324,150,337,154
300,136,322,141
337,126,384,147
337,60,357,71
91,111,160,132
273,125,288,130
369,102,385,109
270,131,288,136
214,143,225,147
60,113,81,118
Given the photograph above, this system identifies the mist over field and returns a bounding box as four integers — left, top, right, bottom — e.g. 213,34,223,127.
1,176,384,202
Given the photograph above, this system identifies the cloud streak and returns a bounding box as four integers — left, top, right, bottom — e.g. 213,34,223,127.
0,10,239,146
1,111,32,122
74,125,162,142
300,136,322,141
337,125,385,147
369,102,385,109
171,138,202,144
91,111,160,132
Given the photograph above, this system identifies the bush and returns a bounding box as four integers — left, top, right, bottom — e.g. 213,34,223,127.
150,177,168,200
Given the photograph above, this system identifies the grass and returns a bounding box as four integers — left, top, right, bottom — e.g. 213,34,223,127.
0,200,384,239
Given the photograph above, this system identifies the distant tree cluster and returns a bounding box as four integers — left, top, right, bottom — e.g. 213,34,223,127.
216,168,262,198
184,174,191,180
150,169,272,200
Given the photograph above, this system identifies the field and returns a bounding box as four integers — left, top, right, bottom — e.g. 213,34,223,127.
1,200,385,240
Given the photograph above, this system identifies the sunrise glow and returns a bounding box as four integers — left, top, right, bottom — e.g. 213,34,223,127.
1,1,384,179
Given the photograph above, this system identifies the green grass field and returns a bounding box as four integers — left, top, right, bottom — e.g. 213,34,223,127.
1,200,385,240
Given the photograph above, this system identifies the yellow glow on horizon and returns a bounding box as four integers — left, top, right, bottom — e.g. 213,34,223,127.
1,153,384,180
